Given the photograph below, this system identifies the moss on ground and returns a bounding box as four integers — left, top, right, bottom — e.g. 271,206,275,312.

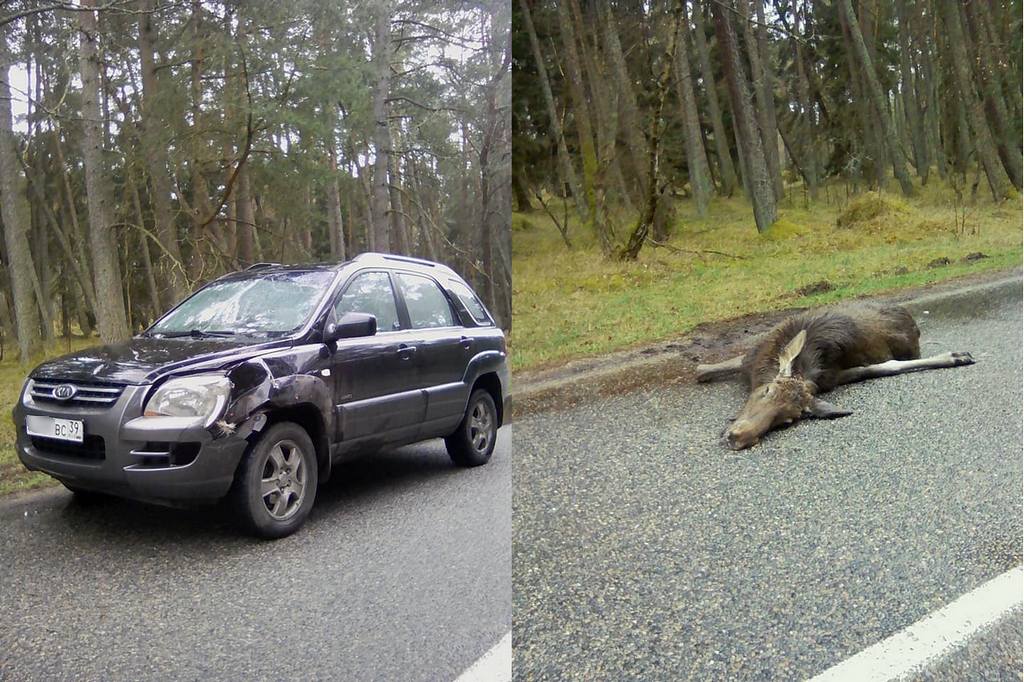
835,191,908,228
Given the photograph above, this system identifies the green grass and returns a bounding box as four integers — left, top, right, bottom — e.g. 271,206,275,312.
511,181,1023,371
0,337,95,496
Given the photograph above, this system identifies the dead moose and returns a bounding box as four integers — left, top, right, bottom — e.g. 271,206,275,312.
695,303,974,450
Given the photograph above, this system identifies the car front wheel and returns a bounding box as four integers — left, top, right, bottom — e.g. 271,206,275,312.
231,421,318,539
445,389,498,467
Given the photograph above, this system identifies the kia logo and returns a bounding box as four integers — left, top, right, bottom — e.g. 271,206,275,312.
53,384,78,401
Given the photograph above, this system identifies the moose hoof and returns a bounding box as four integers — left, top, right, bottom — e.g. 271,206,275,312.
950,351,974,366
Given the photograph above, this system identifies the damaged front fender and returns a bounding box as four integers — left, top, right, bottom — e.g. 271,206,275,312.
216,349,333,442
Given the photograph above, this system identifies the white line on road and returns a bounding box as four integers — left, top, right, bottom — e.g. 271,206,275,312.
455,631,511,682
810,565,1023,681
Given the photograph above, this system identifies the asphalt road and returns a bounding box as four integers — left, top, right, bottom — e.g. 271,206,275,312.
513,279,1023,680
0,430,510,681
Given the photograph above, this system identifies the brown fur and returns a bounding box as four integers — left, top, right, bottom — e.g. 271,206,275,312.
741,303,920,393
720,303,922,449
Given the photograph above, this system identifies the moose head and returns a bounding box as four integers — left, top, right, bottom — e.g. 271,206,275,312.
723,330,851,450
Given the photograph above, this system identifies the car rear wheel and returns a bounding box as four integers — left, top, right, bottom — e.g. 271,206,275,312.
230,422,318,539
445,389,498,467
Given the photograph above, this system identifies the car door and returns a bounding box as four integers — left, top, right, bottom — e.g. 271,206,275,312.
392,271,470,433
328,270,425,446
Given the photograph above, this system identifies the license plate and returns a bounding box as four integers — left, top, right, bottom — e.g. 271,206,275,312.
26,415,84,443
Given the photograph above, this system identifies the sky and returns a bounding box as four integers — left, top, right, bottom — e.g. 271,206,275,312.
6,64,30,132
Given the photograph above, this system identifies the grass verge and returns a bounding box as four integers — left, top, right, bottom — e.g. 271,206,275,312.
511,182,1022,372
0,337,94,496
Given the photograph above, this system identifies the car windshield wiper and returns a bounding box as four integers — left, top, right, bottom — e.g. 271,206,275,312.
157,329,238,339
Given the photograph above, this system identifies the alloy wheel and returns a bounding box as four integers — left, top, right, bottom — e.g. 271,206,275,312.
259,439,307,520
469,400,494,453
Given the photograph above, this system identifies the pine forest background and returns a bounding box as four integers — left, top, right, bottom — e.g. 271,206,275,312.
510,0,1023,370
0,0,511,363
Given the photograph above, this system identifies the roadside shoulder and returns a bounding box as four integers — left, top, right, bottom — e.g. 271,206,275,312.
511,269,1022,419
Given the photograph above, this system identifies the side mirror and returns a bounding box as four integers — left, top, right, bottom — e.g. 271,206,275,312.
324,312,377,342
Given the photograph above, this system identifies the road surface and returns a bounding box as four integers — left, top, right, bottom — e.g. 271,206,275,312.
0,430,510,680
513,278,1022,680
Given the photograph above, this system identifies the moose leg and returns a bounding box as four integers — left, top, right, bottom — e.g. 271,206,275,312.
835,352,975,385
695,355,745,383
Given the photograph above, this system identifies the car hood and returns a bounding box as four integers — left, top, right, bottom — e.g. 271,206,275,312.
30,336,291,385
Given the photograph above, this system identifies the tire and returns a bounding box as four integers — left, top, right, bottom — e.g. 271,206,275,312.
445,389,498,467
230,422,319,539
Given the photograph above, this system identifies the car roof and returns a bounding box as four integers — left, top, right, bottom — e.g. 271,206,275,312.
223,253,461,280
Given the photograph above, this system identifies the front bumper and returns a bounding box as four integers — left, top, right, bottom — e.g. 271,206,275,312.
14,383,248,505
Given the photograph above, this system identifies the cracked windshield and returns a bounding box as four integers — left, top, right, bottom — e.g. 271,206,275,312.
149,271,335,337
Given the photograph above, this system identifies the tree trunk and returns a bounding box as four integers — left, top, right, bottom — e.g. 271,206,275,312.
409,159,438,261
937,0,1013,200
619,4,682,260
675,0,712,217
386,129,408,255
963,0,1022,190
512,166,532,212
77,0,130,342
129,178,162,320
897,2,929,182
737,0,783,200
916,0,946,178
137,0,187,304
790,0,819,198
556,0,608,250
600,1,648,200
186,0,215,280
838,0,915,196
327,148,346,261
974,0,1021,127
572,0,621,241
370,1,392,252
20,154,97,314
0,46,42,361
519,0,587,224
478,2,509,319
691,2,739,196
712,1,776,232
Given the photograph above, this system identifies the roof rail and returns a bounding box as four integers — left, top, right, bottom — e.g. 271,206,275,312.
353,252,438,268
246,262,280,270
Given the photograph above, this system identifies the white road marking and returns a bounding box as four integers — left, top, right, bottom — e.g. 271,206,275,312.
455,631,511,682
810,565,1023,681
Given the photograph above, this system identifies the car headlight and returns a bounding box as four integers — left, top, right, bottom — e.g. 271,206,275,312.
144,375,231,427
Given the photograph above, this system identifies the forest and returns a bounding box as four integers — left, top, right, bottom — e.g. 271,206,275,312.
514,0,1021,250
0,0,511,363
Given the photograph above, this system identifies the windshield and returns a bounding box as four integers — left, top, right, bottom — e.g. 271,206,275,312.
148,271,336,337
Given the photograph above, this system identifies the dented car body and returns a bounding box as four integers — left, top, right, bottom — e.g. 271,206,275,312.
14,253,508,533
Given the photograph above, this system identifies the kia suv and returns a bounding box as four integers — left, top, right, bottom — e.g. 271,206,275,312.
14,253,509,538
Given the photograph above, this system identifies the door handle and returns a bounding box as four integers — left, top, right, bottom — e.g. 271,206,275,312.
397,344,418,358
459,336,473,349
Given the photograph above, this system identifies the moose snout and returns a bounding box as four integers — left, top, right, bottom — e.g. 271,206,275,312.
723,422,759,450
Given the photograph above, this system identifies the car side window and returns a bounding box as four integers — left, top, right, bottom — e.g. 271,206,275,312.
333,272,401,332
447,279,490,325
394,272,455,329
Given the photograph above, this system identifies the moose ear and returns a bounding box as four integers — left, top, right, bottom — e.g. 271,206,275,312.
777,329,807,377
804,397,853,419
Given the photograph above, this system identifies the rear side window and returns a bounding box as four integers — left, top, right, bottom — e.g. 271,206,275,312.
334,272,401,332
394,273,455,329
447,279,490,324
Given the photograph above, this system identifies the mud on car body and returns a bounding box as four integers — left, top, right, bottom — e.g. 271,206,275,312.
14,253,509,538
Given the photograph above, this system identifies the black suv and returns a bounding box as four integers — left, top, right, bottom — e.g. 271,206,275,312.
14,253,509,538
